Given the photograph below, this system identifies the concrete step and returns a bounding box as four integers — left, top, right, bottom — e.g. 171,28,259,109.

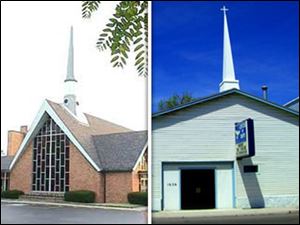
20,192,65,203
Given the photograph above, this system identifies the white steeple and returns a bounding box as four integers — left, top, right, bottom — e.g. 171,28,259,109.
219,6,240,92
64,26,78,115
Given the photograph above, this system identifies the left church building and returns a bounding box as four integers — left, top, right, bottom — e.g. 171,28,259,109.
1,27,148,203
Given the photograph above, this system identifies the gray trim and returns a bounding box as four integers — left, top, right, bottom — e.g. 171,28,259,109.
284,97,299,107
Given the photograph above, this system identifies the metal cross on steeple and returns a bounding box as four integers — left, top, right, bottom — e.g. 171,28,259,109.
220,6,229,13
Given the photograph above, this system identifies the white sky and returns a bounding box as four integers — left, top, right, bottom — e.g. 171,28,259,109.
1,1,148,153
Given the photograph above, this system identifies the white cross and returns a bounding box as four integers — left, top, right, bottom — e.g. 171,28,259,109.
220,6,229,13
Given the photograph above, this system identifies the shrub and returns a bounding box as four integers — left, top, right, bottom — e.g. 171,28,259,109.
1,190,24,199
128,192,148,206
64,190,96,203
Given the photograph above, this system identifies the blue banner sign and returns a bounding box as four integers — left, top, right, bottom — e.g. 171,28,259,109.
235,119,255,159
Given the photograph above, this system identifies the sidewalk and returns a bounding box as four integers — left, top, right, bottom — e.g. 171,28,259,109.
153,208,299,219
1,199,147,212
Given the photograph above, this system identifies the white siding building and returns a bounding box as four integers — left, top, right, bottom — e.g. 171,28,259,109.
152,89,299,211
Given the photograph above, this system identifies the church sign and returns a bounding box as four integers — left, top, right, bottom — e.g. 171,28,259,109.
235,118,255,159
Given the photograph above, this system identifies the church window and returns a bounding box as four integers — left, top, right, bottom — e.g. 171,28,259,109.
32,115,70,192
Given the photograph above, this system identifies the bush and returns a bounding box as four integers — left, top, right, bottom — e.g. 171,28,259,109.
64,190,96,203
1,190,24,199
128,192,148,206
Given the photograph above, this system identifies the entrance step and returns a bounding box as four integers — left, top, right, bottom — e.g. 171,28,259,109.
20,192,65,203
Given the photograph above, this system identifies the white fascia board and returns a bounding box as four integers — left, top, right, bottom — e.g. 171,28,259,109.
9,100,100,172
133,143,148,172
284,97,299,107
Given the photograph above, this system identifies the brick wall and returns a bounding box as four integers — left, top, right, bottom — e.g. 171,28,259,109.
7,131,25,157
132,171,140,192
69,143,104,203
8,138,141,204
105,172,134,203
10,142,33,193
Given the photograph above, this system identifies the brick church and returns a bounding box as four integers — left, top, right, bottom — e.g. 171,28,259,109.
1,27,148,203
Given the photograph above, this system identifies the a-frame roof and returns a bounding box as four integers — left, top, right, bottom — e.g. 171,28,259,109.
153,89,299,118
10,100,147,172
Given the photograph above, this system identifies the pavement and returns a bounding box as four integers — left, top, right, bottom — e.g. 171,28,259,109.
153,207,298,218
1,199,147,212
1,201,148,224
152,208,299,224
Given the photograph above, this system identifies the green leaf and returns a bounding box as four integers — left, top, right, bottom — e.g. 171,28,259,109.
103,28,112,33
138,66,145,74
82,1,101,18
135,57,144,66
109,18,118,23
106,23,114,28
100,33,108,37
121,57,127,65
111,55,119,63
121,50,128,59
135,50,145,60
123,43,130,52
83,1,149,76
130,28,135,35
137,62,145,71
113,13,121,18
134,44,144,52
134,37,143,45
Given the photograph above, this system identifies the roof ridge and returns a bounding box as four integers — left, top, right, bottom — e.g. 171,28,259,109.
153,89,299,117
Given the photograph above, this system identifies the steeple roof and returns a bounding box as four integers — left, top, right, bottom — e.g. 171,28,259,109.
65,26,77,82
219,6,240,92
63,26,79,116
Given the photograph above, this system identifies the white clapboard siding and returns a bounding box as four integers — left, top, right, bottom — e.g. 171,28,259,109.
152,93,299,210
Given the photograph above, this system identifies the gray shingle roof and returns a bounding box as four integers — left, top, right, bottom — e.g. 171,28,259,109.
92,131,147,171
46,100,147,171
1,156,14,172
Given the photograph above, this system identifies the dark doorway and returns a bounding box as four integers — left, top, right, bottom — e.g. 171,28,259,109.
181,169,215,209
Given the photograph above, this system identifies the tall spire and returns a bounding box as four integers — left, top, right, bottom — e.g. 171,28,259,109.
65,26,77,82
219,6,240,92
64,26,78,115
